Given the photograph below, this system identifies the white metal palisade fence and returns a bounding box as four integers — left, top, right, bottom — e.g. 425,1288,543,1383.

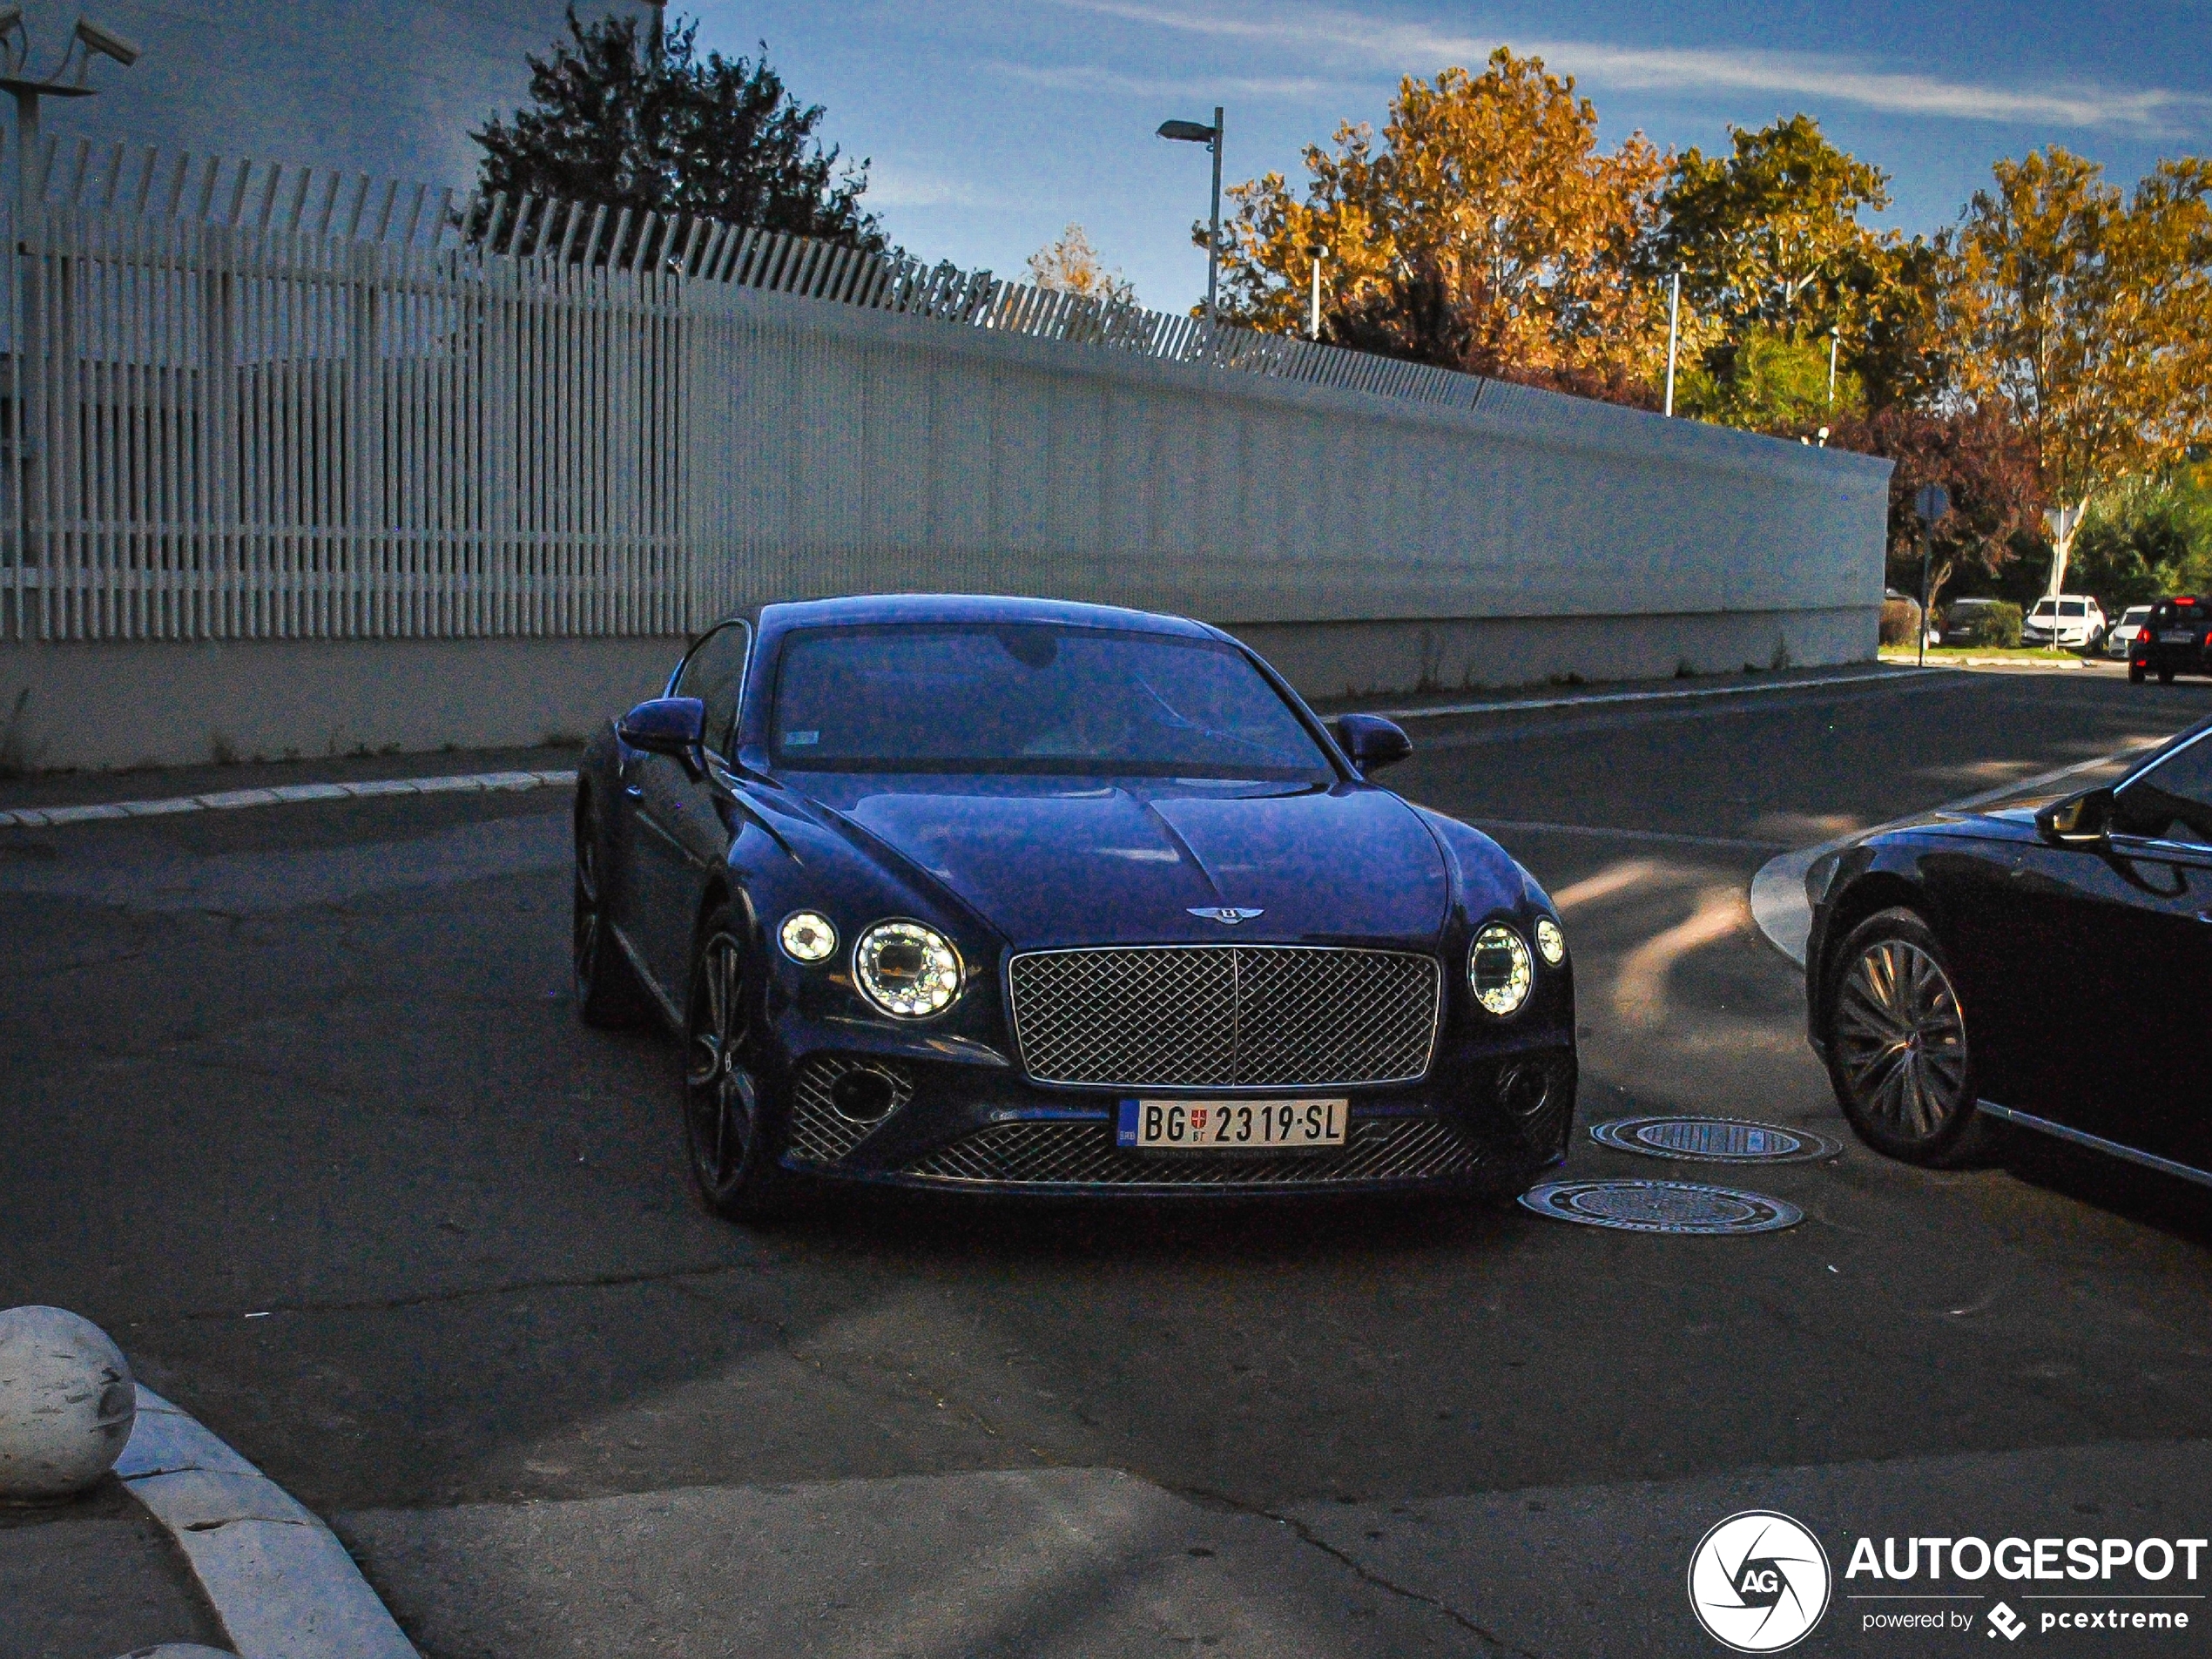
0,139,1493,644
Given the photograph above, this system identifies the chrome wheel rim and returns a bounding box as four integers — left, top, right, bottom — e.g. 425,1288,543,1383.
686,932,755,1190
1834,937,1969,1140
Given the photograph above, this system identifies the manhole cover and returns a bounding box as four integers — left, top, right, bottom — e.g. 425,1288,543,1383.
1519,1179,1804,1235
1590,1116,1842,1163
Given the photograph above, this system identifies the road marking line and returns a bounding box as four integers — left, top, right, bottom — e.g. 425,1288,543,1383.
1367,666,1946,722
1473,818,1788,852
0,767,577,830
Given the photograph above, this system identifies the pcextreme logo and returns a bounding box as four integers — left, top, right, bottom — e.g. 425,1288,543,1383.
1689,1510,1834,1653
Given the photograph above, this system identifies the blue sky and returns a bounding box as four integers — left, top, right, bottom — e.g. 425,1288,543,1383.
685,0,2212,313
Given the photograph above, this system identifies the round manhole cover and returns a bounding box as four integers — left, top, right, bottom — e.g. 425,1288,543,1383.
1589,1116,1842,1163
1518,1179,1804,1235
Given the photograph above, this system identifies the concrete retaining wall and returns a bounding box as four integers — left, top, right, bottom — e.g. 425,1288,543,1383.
1,601,1872,772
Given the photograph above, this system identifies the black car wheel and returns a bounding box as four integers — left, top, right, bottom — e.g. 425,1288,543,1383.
684,910,789,1221
1821,907,1989,1166
573,794,646,1028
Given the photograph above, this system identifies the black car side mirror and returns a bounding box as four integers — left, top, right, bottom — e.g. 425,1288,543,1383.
617,696,708,773
2037,786,2113,846
1333,713,1413,776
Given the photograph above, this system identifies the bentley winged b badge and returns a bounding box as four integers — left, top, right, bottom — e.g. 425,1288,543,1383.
1188,907,1265,924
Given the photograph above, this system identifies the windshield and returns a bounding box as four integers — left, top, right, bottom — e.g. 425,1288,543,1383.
768,624,1338,779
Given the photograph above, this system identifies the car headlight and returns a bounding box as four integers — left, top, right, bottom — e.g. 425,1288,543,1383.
1534,915,1566,966
1469,923,1533,1017
853,921,963,1018
779,910,838,963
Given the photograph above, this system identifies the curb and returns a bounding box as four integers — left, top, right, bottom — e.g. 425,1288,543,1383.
117,1389,418,1659
1371,665,1943,721
1749,744,2165,970
0,769,575,830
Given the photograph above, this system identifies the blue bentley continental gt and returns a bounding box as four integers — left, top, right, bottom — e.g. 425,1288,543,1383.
572,595,1577,1218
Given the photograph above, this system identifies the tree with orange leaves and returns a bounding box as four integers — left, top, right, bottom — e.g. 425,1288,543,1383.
1214,50,1669,392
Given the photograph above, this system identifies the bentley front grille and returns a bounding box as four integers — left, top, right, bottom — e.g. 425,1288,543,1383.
901,1115,1480,1188
1008,946,1440,1089
785,1055,914,1167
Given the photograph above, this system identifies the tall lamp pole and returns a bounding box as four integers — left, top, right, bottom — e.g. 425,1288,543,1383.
1662,268,1682,416
1825,326,1840,409
1306,242,1327,341
1157,107,1224,329
0,10,140,590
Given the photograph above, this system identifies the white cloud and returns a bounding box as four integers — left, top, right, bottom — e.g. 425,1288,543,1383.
864,163,1001,211
988,60,1341,101
1058,0,2212,134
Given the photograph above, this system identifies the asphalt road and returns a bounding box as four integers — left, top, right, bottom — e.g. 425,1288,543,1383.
5,665,2211,1656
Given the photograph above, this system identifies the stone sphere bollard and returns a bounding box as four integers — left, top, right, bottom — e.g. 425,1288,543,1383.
0,1306,138,1502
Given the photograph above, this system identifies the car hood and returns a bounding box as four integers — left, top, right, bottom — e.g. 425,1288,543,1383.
786,773,1451,948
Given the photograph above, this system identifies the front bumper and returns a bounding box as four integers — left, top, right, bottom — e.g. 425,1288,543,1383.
761,1035,1577,1198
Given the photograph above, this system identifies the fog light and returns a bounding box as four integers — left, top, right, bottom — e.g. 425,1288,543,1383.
779,911,837,963
1499,1064,1552,1117
829,1067,899,1123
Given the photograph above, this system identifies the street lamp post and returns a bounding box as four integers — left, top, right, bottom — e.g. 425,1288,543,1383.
1306,242,1327,341
0,10,139,589
1825,327,1840,409
1157,107,1224,329
1662,268,1682,417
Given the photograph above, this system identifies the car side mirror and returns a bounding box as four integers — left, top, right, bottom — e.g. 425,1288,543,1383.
2037,786,2112,846
617,696,707,773
1333,713,1413,776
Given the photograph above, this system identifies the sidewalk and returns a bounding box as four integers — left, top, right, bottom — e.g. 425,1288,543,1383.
0,1474,226,1659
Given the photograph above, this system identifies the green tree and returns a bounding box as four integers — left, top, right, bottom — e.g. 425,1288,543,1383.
1679,327,1861,429
473,7,881,252
2066,473,2212,610
1655,115,1938,419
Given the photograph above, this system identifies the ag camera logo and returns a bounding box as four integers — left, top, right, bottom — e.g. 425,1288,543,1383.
1689,1510,1833,1652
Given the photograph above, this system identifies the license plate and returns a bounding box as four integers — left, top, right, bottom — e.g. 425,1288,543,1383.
1117,1097,1348,1150
2163,631,2197,644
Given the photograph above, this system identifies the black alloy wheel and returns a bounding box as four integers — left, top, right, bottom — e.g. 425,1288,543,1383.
684,910,787,1220
573,793,645,1027
1821,907,1990,1167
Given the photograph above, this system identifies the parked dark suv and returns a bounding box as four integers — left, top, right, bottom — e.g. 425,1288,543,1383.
2129,596,2212,684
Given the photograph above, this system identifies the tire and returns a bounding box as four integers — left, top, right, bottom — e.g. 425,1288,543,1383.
683,906,792,1222
1819,907,1992,1167
573,792,647,1028
2129,664,2147,684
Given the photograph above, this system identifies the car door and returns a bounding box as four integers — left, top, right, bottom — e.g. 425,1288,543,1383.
2088,732,2212,1170
629,621,751,1000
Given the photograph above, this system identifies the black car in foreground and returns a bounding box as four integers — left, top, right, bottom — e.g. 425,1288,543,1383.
573,593,1577,1218
2129,595,2212,683
1804,715,2212,1183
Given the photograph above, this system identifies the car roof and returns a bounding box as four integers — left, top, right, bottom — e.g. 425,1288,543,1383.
753,592,1227,642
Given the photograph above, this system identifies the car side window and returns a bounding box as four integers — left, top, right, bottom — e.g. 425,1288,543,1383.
2112,735,2212,846
675,622,751,758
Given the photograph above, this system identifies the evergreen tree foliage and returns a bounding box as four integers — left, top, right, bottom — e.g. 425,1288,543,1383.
473,7,882,253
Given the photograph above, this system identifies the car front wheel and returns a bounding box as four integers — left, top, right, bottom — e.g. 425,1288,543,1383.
684,908,791,1221
1821,907,1990,1166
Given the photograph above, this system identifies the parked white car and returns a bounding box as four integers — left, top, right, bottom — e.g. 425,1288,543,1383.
2022,595,2107,650
2106,604,2155,658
